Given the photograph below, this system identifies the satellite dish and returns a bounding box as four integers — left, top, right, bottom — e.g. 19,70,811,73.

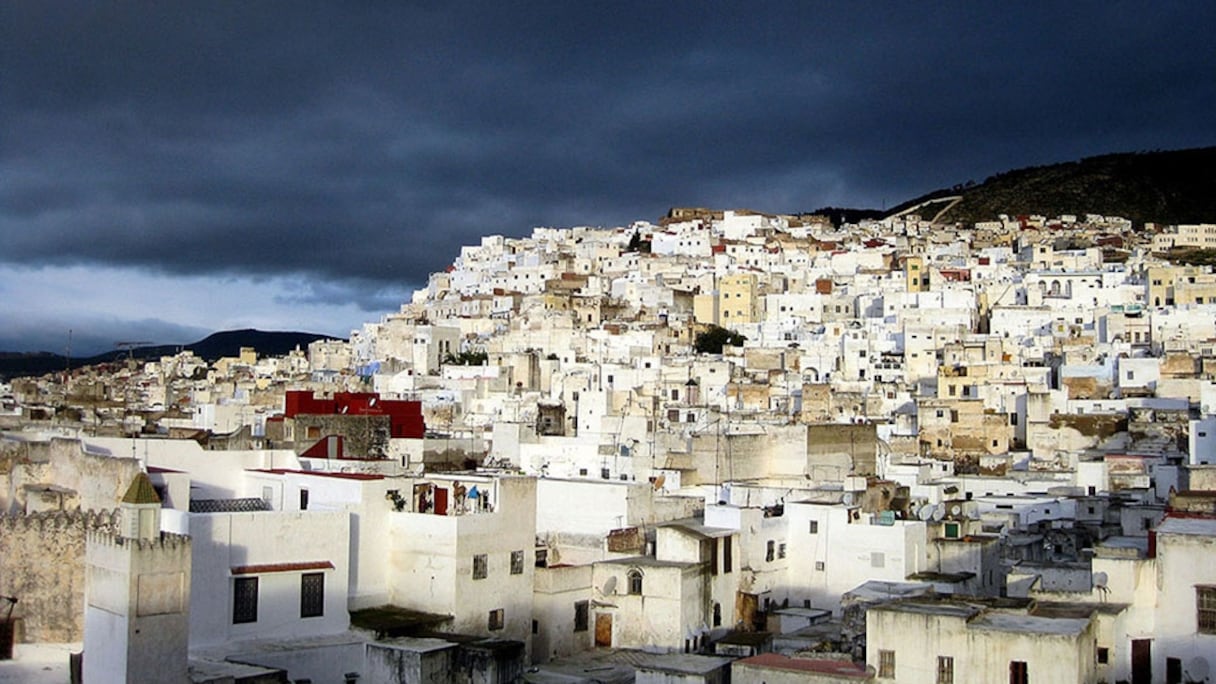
1189,656,1210,680
653,474,666,491
950,504,962,517
967,509,982,521
602,576,618,595
1092,572,1108,589
932,505,946,521
918,505,935,521
842,492,855,506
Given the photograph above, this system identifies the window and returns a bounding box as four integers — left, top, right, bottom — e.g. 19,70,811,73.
299,488,309,511
723,536,732,573
937,656,953,684
233,577,258,624
1010,661,1028,684
300,572,324,618
473,554,488,580
488,608,504,630
778,543,787,559
766,540,775,562
815,561,825,571
1096,647,1109,664
878,650,895,678
627,569,643,595
511,550,525,575
1198,586,1216,633
574,600,589,632
809,520,819,534
535,549,548,568
713,602,721,627
1010,413,1018,426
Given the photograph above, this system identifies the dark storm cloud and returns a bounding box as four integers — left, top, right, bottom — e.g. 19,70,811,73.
2,2,1215,297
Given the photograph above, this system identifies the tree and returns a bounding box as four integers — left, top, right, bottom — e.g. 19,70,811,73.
627,229,642,252
442,350,488,366
694,325,746,354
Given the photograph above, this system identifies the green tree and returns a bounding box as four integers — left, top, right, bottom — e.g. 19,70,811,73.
694,325,746,354
442,350,488,366
627,229,642,252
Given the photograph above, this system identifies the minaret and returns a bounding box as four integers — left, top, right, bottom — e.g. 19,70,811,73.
83,473,191,684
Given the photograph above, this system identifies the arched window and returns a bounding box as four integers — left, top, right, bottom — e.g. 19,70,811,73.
627,568,643,595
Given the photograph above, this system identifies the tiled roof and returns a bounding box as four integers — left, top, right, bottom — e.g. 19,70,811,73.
121,472,161,504
189,498,271,513
231,561,334,575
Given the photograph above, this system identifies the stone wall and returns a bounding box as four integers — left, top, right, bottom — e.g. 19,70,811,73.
0,509,117,642
3,437,142,514
293,414,391,458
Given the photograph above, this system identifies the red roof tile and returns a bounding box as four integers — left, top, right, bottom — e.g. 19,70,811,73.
231,561,334,575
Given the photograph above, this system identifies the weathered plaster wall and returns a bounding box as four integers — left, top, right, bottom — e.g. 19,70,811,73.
0,509,116,642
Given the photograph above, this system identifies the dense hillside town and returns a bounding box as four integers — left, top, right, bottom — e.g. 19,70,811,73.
5,209,1216,683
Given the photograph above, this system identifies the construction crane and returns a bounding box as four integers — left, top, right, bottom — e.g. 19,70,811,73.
115,341,154,361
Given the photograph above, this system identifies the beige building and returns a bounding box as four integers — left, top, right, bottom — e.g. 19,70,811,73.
866,598,1101,684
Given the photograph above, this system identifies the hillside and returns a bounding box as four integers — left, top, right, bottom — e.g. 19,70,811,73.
920,147,1216,226
0,329,340,381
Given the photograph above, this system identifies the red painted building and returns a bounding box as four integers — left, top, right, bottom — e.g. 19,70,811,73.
284,390,425,439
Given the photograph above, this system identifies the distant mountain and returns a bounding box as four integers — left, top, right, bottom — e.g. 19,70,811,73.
903,147,1216,226
0,329,341,381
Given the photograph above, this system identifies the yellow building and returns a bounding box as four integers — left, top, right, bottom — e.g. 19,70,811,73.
718,273,760,324
905,256,928,293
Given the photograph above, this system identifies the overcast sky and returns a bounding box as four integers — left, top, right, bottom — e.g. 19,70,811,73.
3,3,1214,355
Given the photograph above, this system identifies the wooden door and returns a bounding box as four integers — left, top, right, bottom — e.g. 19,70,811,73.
433,487,448,515
735,591,760,631
1131,639,1151,684
594,613,612,647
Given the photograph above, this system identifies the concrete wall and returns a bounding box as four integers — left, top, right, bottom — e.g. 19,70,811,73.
84,531,191,684
532,564,594,662
867,605,1097,684
590,561,704,651
365,639,456,683
186,510,351,648
1154,525,1216,683
785,502,926,613
386,477,537,648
